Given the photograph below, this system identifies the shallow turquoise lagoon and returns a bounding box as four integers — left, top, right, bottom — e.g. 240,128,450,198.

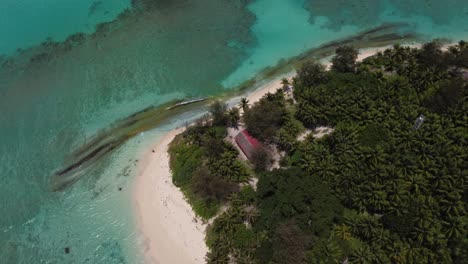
0,0,131,56
0,0,467,263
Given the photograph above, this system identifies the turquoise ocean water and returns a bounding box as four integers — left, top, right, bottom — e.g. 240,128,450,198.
0,0,467,263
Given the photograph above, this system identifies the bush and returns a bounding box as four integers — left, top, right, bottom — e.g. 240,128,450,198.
187,189,220,219
289,150,303,166
239,185,256,204
191,165,239,204
209,101,228,126
251,147,271,172
256,168,344,237
168,141,203,187
417,40,447,69
357,123,390,148
227,107,240,128
331,45,358,73
208,147,250,183
203,137,225,158
423,78,465,113
169,123,247,220
277,116,305,151
232,225,257,251
244,95,287,142
294,61,327,89
271,220,313,264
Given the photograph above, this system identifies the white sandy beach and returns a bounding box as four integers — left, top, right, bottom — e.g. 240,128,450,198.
321,43,457,69
133,127,208,264
132,44,430,263
320,45,401,69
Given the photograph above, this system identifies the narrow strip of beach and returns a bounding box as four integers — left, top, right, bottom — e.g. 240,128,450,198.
131,45,417,263
133,127,206,264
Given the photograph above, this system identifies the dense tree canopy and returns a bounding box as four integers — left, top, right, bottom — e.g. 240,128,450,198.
293,61,328,89
171,41,467,263
210,100,229,126
244,91,287,142
256,168,343,237
292,41,468,263
331,45,359,73
169,122,250,218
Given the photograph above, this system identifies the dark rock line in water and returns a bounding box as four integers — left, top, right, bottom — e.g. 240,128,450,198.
49,98,213,191
0,5,135,70
0,0,254,72
49,23,421,191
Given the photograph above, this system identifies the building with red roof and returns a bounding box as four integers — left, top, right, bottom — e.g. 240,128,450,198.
234,130,260,160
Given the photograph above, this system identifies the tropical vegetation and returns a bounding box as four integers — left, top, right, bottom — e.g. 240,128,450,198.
169,40,467,263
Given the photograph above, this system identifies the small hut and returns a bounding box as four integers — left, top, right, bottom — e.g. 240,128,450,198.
235,130,260,160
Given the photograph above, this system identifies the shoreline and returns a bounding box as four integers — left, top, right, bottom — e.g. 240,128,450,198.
131,42,454,263
132,68,298,264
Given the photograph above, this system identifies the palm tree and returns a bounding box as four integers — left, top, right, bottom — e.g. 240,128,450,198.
405,245,421,263
280,77,290,91
243,205,259,227
265,92,275,101
206,242,230,264
438,190,465,217
407,173,428,195
432,174,454,193
412,219,435,246
231,248,256,264
334,224,352,241
275,87,285,99
386,241,406,263
218,211,238,235
227,107,240,128
357,214,381,240
238,97,249,112
387,182,409,215
314,158,336,181
228,192,242,207
350,245,374,264
457,40,467,50
365,184,388,212
442,217,465,239
447,41,467,59
323,239,343,263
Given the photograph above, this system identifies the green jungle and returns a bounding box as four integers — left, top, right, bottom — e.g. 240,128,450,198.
169,41,467,263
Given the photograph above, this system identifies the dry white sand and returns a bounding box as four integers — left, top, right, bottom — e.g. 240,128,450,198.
242,72,296,104
320,45,396,69
133,72,295,264
321,42,457,69
133,127,208,264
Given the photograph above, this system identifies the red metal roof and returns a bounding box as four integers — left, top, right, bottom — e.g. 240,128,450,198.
241,130,260,148
235,130,260,159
